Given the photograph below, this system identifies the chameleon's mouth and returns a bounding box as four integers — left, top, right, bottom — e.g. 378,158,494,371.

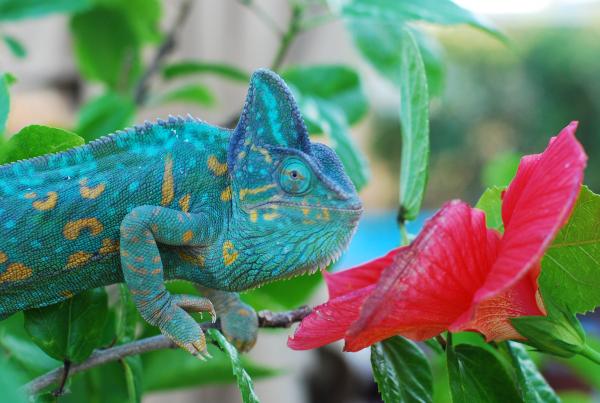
248,200,363,214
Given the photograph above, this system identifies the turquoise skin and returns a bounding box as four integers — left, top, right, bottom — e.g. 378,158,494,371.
0,69,362,357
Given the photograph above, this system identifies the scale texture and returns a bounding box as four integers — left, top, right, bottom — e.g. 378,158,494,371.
0,69,362,356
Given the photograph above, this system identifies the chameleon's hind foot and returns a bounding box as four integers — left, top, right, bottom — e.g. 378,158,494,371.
177,333,213,360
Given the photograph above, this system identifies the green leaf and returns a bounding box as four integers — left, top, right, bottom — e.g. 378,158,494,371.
0,73,11,134
163,61,250,82
0,359,27,403
154,84,216,107
0,0,91,20
70,7,141,89
329,0,502,38
299,97,369,191
243,271,322,311
370,336,433,403
282,65,368,127
397,29,429,221
23,288,109,363
116,284,139,343
142,336,275,393
511,302,586,359
122,355,143,403
475,187,504,232
76,92,135,141
540,186,600,313
505,342,560,403
93,0,162,43
411,28,445,98
1,124,84,163
447,343,521,403
482,151,520,188
207,329,260,403
0,333,61,378
3,34,26,58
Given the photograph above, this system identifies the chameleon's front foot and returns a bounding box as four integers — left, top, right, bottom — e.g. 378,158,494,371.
144,293,216,359
219,301,259,352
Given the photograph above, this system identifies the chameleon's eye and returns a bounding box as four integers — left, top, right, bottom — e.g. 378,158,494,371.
279,158,311,194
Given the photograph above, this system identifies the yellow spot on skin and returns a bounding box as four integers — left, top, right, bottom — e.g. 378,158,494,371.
251,144,272,163
79,178,106,199
33,191,58,211
237,308,250,317
222,241,238,266
207,155,228,176
0,263,32,283
178,250,205,267
249,210,258,223
161,154,174,206
239,184,276,200
263,212,280,221
24,192,37,199
322,208,330,221
63,218,104,240
301,207,311,216
237,151,246,160
60,290,74,298
303,219,316,225
152,255,161,264
179,194,191,212
183,230,193,243
135,256,145,263
221,186,232,201
0,252,7,264
99,238,119,254
66,251,93,269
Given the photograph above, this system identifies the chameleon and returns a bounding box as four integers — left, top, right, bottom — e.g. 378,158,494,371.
0,69,362,358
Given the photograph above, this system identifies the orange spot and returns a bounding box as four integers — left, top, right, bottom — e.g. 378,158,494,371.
99,238,119,254
239,184,276,200
183,230,193,243
251,144,272,163
152,255,161,264
24,192,37,199
207,155,228,176
221,186,232,202
178,250,205,267
64,218,104,240
222,241,238,266
263,212,280,221
66,251,92,269
60,290,74,298
237,308,250,317
161,154,174,206
0,263,32,283
79,178,106,199
0,252,7,264
249,210,258,223
179,194,191,212
33,191,58,211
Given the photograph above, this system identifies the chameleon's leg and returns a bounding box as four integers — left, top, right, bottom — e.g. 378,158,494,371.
120,205,216,359
197,285,259,352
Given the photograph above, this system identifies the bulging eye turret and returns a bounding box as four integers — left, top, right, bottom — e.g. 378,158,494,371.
279,158,311,194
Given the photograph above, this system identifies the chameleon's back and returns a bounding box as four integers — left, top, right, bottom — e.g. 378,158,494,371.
0,117,231,316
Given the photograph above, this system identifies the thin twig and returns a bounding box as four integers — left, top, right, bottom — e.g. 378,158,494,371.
221,4,305,129
237,0,283,36
24,306,311,396
133,0,194,106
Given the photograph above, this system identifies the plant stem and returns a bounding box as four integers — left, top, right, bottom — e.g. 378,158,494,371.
580,343,600,365
133,0,194,106
237,0,283,36
399,223,410,246
270,4,304,71
24,306,312,396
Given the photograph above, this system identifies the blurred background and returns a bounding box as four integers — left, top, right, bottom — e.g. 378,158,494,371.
1,0,600,402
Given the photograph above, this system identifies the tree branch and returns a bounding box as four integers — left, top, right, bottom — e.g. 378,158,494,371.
24,306,311,396
133,0,194,106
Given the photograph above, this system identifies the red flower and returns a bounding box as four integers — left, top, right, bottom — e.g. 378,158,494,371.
288,122,587,352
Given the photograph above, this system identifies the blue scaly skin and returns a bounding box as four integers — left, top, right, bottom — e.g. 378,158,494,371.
0,69,362,358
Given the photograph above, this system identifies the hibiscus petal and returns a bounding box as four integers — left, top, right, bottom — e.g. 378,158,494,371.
450,263,544,340
325,247,403,299
474,121,587,303
287,285,374,350
344,201,501,352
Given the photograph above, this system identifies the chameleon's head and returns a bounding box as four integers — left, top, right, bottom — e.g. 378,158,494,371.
227,69,362,285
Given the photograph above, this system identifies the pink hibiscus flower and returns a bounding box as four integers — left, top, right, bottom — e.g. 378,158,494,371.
289,122,586,352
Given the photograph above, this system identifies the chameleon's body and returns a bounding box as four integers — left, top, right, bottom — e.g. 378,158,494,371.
0,69,361,356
